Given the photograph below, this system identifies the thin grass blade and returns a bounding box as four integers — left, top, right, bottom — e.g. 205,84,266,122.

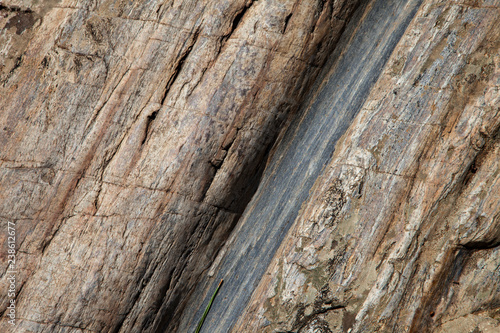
195,279,224,333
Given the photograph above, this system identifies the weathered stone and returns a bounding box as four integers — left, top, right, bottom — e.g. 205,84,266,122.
1,0,499,332
234,1,500,332
178,1,424,332
0,0,361,332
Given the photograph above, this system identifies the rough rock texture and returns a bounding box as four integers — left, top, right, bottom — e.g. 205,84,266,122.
176,0,424,332
1,0,499,333
0,0,360,332
233,1,500,332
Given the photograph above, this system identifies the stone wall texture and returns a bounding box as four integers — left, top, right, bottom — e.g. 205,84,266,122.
0,0,499,332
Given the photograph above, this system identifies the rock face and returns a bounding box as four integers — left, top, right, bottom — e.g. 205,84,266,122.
232,1,500,333
0,0,361,332
0,1,499,333
176,0,424,331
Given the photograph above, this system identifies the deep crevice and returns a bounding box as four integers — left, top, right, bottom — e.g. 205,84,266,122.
0,4,33,12
462,239,500,251
141,110,159,145
282,13,293,34
230,2,252,35
160,28,200,105
221,1,254,43
318,0,328,14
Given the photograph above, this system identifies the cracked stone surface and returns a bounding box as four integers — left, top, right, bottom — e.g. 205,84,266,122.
0,0,499,332
0,0,361,332
233,1,500,332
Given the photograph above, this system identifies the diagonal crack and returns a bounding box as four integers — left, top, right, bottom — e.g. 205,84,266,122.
221,0,255,43
160,27,201,105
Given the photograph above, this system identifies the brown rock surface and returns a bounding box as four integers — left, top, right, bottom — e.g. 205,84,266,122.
1,0,499,332
0,0,360,332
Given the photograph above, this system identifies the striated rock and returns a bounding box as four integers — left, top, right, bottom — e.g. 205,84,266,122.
177,0,424,331
233,1,500,332
1,0,499,332
0,0,360,332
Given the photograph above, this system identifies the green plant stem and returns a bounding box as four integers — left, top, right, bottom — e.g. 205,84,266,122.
195,279,224,333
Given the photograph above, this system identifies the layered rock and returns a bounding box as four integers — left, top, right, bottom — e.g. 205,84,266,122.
234,1,500,332
1,0,499,332
0,0,360,332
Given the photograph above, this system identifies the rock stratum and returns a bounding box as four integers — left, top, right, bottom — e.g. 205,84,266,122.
0,0,499,332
